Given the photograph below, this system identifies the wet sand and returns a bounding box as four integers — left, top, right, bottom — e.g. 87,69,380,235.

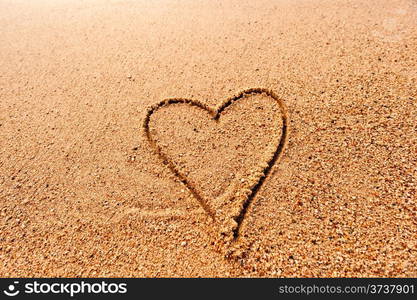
0,0,416,277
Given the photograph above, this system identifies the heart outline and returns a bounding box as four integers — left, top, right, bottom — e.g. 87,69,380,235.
143,88,289,241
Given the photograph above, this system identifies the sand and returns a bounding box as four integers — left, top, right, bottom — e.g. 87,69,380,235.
0,0,416,277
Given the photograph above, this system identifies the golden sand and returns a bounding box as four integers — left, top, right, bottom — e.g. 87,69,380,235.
0,0,416,277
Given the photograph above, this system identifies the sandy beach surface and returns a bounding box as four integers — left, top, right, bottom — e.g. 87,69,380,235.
1,0,416,277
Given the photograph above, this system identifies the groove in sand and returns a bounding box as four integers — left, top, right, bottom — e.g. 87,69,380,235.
143,88,289,242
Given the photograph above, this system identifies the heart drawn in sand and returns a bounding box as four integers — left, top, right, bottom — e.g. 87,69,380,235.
143,88,288,243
